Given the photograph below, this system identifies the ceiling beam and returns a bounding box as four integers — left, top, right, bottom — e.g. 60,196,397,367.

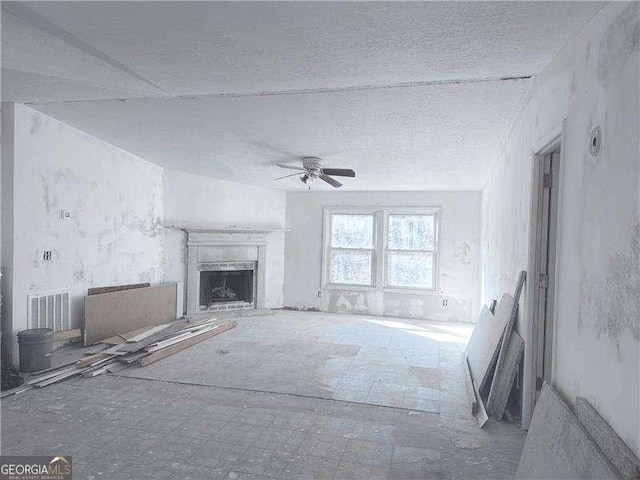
27,74,533,106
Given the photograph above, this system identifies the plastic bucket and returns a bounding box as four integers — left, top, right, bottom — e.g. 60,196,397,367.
17,328,54,373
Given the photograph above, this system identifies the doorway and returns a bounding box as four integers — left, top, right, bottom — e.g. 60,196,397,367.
532,146,561,402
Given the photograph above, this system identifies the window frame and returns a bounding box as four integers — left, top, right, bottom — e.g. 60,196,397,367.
322,206,440,292
322,208,377,288
382,208,440,292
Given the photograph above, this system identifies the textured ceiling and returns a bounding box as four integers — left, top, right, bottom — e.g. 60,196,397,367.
1,1,605,190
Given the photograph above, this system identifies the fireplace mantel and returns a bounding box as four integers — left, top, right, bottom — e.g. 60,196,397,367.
165,224,286,234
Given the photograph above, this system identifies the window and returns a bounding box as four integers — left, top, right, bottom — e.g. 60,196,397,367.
327,214,375,285
324,208,439,291
386,214,436,289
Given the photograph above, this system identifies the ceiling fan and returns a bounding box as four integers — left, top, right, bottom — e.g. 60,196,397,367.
274,157,356,189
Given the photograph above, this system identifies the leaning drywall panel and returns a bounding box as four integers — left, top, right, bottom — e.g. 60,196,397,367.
84,283,177,345
480,1,639,451
515,384,619,480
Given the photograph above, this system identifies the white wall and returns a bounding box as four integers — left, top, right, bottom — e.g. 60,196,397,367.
2,104,165,363
162,169,287,310
481,2,639,455
284,190,481,322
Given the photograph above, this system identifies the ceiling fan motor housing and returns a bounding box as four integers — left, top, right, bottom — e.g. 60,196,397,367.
302,156,324,178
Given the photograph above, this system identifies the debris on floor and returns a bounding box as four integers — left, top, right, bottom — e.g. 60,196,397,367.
464,271,526,427
1,317,236,398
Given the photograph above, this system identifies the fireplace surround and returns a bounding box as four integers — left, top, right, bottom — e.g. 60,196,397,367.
185,228,274,315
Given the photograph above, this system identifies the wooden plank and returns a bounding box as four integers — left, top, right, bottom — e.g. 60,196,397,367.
84,283,178,345
1,385,33,398
125,324,173,343
25,366,78,385
29,360,77,376
87,283,150,296
576,397,640,480
145,324,219,352
98,325,159,345
465,296,514,393
33,368,84,388
117,316,217,353
516,384,619,479
466,357,488,428
53,328,82,341
487,271,526,410
138,321,236,367
463,354,478,415
486,331,524,419
118,352,150,364
82,365,110,377
75,352,113,368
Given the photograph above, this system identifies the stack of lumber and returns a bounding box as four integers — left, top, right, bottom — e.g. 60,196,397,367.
463,271,526,427
1,317,235,398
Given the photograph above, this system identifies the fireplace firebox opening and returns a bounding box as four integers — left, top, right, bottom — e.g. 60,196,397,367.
199,269,254,307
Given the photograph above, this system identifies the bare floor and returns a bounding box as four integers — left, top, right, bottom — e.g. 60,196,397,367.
1,311,525,479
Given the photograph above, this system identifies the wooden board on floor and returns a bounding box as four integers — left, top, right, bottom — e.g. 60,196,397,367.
464,295,514,393
84,283,178,345
486,331,524,419
87,283,150,296
576,397,640,480
98,325,159,345
463,354,478,415
138,321,236,367
117,316,217,353
466,356,488,428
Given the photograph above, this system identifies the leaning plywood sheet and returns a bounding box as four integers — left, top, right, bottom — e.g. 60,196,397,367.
487,271,526,412
465,295,514,393
486,331,524,419
84,283,177,345
516,383,620,480
576,397,640,480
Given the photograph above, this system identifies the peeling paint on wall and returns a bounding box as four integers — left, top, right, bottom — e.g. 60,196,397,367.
7,104,165,364
593,223,640,357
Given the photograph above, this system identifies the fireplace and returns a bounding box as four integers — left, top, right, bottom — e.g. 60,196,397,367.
199,262,256,310
184,227,273,315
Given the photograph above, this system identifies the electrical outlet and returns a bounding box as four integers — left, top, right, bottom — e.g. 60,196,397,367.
43,250,53,262
317,290,323,299
442,298,448,307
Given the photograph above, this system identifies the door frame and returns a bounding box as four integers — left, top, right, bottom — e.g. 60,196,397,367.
523,121,566,429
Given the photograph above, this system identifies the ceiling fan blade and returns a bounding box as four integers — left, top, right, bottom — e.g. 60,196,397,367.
320,174,343,188
274,172,302,180
322,168,355,178
277,163,306,171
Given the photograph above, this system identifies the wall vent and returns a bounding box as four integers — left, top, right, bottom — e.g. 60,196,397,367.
27,290,71,331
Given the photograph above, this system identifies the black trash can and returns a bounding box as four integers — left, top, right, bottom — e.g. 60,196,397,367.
17,328,54,373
